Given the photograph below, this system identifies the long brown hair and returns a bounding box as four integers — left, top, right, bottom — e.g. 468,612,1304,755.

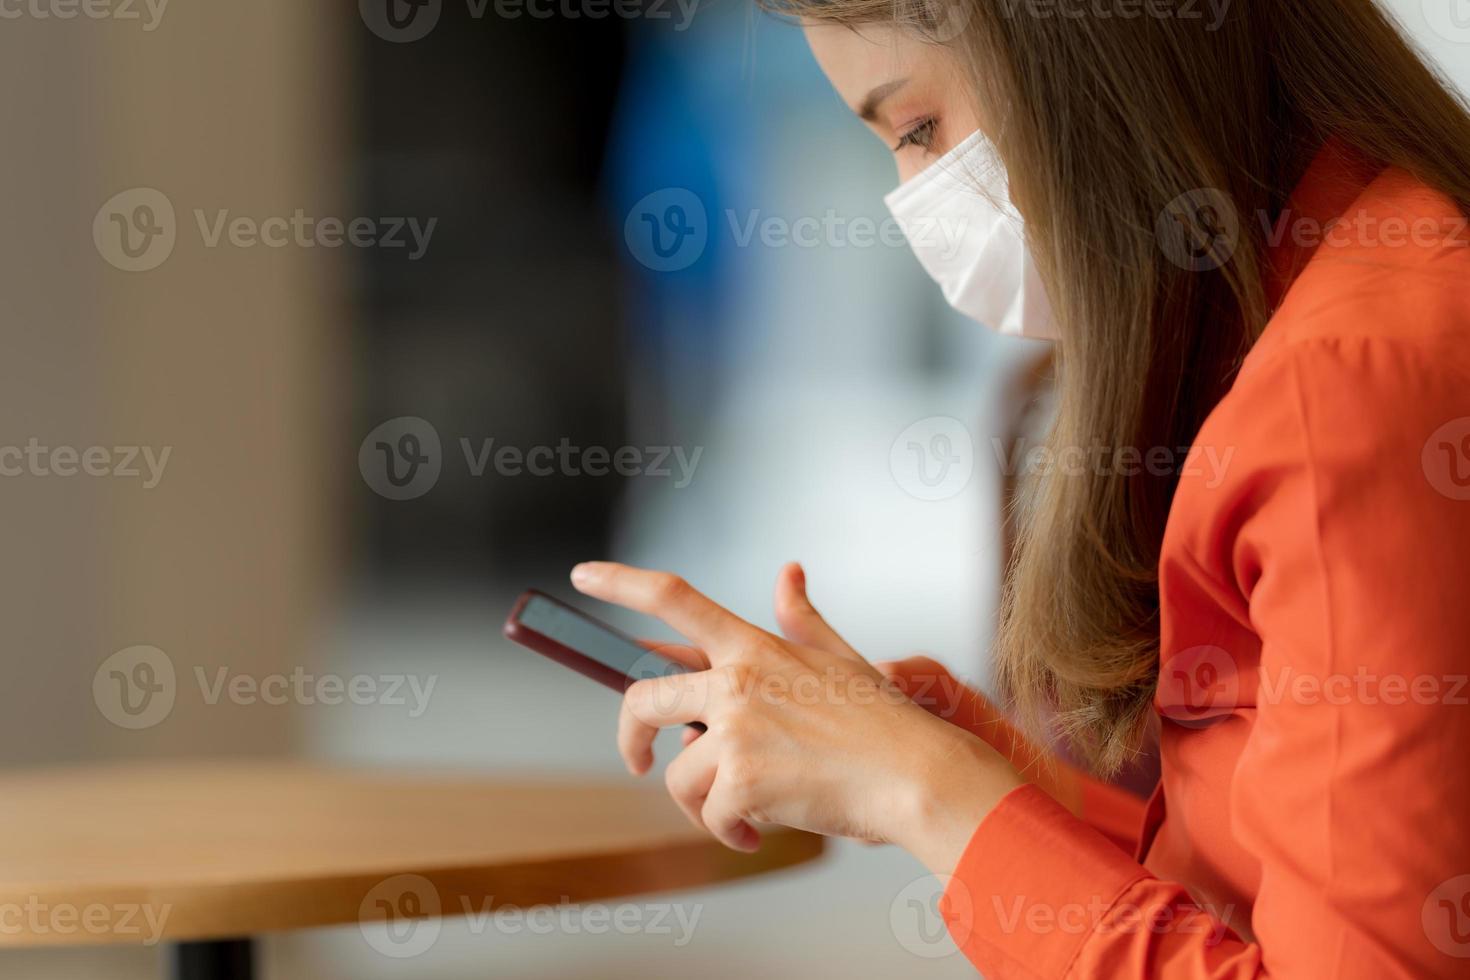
765,0,1470,772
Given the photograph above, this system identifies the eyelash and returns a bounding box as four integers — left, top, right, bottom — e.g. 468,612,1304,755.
893,117,938,152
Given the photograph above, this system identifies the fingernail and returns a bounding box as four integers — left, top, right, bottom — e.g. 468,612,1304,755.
571,563,592,585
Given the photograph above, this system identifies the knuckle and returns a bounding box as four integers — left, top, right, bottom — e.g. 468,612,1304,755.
623,678,652,712
717,662,759,701
719,712,759,753
651,572,687,603
776,590,808,618
663,763,683,796
722,753,761,797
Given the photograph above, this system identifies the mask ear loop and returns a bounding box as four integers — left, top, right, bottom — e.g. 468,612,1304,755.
949,78,1021,215
920,126,1013,227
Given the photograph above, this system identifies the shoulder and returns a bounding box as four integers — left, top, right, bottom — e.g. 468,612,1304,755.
1168,167,1470,592
1209,165,1470,487
1251,165,1470,367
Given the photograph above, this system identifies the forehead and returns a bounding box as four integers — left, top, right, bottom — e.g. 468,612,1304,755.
802,23,933,108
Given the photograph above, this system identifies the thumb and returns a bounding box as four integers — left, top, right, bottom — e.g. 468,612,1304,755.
773,562,861,661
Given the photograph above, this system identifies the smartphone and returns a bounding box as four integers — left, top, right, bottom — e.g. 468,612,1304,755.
503,589,705,730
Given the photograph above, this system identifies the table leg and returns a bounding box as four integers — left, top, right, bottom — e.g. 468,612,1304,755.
169,938,255,980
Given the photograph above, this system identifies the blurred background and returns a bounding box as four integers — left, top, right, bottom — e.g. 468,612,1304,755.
1,0,1466,977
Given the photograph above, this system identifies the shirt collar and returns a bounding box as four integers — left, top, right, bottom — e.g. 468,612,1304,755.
1264,137,1386,310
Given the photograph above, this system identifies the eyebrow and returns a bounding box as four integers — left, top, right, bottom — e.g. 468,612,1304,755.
857,78,909,122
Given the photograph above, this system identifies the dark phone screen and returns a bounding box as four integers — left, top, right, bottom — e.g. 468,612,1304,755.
519,594,686,681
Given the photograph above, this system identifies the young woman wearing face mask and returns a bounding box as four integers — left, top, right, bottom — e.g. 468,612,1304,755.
571,2,1470,975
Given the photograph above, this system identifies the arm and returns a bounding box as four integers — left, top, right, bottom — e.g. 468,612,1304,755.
927,340,1470,977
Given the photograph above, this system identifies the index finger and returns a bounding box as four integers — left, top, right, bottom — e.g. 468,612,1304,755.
637,639,709,671
571,562,758,656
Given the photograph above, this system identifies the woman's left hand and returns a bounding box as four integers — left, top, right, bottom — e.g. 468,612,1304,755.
570,560,1023,873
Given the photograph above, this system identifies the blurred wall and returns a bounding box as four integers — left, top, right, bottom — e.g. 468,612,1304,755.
0,2,344,764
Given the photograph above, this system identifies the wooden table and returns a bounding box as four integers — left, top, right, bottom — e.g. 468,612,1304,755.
0,762,825,980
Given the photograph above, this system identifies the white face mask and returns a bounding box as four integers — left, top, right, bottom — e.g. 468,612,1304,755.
883,129,1058,340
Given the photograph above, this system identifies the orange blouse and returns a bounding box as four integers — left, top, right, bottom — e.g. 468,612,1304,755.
926,143,1470,976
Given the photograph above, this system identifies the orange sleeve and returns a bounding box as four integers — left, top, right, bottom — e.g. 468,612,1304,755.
882,658,1148,852
936,339,1470,977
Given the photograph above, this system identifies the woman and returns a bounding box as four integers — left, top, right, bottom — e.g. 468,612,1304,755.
574,1,1470,975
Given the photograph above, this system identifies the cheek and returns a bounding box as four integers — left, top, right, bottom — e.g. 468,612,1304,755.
895,157,927,184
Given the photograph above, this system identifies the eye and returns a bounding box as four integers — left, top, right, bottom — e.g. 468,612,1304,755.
893,117,938,153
